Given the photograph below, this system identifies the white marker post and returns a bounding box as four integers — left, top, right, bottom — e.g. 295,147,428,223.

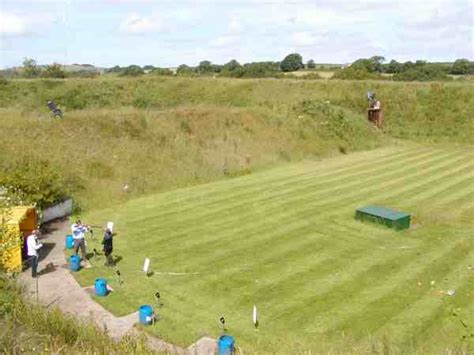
253,305,258,329
143,258,150,276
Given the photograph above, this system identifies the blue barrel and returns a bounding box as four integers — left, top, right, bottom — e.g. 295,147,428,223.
94,278,108,297
65,235,74,249
217,335,234,355
138,305,153,325
69,255,80,271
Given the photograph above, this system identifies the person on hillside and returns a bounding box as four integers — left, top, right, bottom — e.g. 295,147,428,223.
26,230,43,278
102,228,114,267
367,93,382,128
46,100,63,118
71,220,89,261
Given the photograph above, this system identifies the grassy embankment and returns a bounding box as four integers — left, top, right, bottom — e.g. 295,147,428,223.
0,77,472,211
0,275,152,354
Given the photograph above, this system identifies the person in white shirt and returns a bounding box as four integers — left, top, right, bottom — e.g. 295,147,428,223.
26,230,43,277
71,220,88,260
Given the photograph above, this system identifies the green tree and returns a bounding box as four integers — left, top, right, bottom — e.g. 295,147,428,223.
450,58,473,74
143,65,155,71
106,65,122,73
42,63,66,78
120,65,144,76
306,59,316,69
22,58,41,78
352,56,385,73
280,53,304,72
176,64,194,76
197,60,213,74
222,59,241,72
370,56,385,72
385,59,402,73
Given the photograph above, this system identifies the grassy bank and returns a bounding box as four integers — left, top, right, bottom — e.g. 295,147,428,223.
77,144,473,353
1,77,472,142
0,77,472,211
0,78,390,211
0,274,152,354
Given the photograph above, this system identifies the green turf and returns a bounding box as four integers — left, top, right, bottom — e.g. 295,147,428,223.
76,144,474,353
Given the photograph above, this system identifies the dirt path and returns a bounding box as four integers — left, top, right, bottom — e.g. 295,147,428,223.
20,219,216,354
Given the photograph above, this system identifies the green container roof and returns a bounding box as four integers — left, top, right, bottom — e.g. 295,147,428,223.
356,205,410,221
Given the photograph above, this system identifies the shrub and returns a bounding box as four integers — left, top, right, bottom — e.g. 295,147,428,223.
307,59,316,69
132,95,151,109
0,76,8,87
0,160,82,209
450,59,474,75
176,64,194,76
119,65,144,76
57,86,88,109
332,67,382,80
41,63,67,79
151,67,174,76
393,66,451,81
221,62,282,78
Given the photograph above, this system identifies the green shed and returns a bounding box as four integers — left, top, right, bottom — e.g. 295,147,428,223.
355,205,410,231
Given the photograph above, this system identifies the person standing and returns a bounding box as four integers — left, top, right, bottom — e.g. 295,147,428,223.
368,93,382,128
102,228,114,266
26,230,43,278
71,220,88,261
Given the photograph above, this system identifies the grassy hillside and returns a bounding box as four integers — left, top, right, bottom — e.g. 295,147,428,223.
77,144,474,353
0,77,472,211
1,77,472,143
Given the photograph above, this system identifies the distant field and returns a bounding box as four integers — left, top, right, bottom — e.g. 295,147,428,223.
284,70,335,78
78,144,474,353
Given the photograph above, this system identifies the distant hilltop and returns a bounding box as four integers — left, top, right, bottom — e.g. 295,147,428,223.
47,63,106,73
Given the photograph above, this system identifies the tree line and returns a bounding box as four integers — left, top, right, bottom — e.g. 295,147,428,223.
334,56,474,81
1,55,472,81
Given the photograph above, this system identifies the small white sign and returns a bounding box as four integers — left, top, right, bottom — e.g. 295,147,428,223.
106,221,114,232
143,258,150,274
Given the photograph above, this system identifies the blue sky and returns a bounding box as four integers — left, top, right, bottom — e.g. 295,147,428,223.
0,0,473,69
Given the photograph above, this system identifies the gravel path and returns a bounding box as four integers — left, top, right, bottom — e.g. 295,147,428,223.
20,219,216,354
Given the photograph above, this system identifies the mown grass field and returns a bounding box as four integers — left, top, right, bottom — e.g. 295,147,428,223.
77,143,474,353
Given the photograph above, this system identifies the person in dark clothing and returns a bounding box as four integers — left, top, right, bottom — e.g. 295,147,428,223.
46,100,63,118
102,228,114,266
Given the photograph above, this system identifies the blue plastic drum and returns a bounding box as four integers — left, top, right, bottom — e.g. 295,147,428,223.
138,305,154,325
69,255,80,271
65,235,74,249
217,335,234,355
94,278,108,297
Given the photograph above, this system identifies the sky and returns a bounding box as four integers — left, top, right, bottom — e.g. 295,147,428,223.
0,0,473,69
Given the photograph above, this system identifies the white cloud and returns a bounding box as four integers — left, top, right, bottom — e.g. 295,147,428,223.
228,18,243,34
209,35,240,48
291,31,323,47
0,12,28,36
119,13,167,34
0,10,56,37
